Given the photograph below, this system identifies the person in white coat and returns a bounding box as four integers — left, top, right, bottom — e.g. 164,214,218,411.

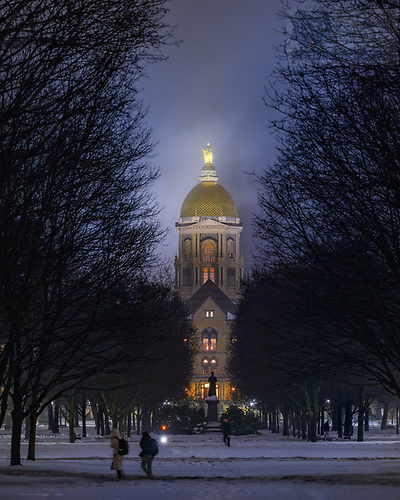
110,428,124,478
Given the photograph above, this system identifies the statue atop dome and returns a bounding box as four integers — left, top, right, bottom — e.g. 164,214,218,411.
200,143,218,183
203,143,213,165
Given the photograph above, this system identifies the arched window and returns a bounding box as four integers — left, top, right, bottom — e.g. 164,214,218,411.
202,328,217,352
184,238,192,258
210,332,217,351
202,243,216,262
202,358,209,375
210,357,218,374
227,238,235,258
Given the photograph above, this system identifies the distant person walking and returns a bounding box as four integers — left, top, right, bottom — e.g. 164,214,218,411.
323,420,330,439
221,415,231,447
139,431,159,479
110,428,124,479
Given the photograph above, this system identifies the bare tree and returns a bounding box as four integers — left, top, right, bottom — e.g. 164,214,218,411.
251,0,400,400
0,0,171,465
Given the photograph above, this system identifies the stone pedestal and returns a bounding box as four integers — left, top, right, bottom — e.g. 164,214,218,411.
206,395,219,423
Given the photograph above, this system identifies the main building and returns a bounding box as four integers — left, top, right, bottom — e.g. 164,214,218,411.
175,144,244,404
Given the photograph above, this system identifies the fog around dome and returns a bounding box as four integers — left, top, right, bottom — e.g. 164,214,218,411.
180,181,239,218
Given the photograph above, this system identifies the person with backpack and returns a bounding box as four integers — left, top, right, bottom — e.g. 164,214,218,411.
139,431,158,479
221,415,231,447
110,428,127,479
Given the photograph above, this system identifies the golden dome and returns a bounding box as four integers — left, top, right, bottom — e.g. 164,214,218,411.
180,181,238,218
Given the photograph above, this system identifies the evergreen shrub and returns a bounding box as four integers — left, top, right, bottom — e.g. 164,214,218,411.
155,403,205,434
224,405,261,435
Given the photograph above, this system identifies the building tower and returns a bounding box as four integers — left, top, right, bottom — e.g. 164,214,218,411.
175,144,244,405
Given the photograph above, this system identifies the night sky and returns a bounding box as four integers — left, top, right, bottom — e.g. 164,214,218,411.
142,0,284,270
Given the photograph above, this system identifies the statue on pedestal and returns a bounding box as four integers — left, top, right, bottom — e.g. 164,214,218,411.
206,372,219,424
208,372,217,397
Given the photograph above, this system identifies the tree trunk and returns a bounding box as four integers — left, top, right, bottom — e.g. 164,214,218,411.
82,395,87,438
0,383,11,429
344,402,353,438
381,401,389,429
333,403,343,438
105,411,110,435
308,415,318,442
282,411,289,436
320,408,324,435
24,415,30,440
271,411,277,433
48,404,54,431
301,413,307,440
10,403,23,466
74,406,79,427
142,405,151,432
99,411,104,435
127,411,132,438
364,408,370,432
52,402,59,434
69,395,75,443
357,387,365,442
27,412,38,460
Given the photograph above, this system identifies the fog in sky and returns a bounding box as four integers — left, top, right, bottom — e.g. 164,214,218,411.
142,0,285,271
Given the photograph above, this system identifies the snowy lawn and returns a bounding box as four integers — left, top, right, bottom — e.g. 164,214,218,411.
1,427,400,499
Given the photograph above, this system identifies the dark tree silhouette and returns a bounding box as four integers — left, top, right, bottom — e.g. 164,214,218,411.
0,0,171,465
251,0,400,403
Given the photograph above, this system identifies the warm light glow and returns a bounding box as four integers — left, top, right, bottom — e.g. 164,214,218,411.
209,267,215,281
202,243,216,262
203,143,213,164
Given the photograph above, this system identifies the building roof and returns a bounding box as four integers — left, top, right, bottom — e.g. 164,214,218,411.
185,279,237,315
180,182,238,218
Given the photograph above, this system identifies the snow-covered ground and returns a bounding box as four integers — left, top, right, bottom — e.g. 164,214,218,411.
1,426,400,499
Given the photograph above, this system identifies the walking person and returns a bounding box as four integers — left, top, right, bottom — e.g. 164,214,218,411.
139,431,158,479
221,415,231,447
110,428,124,479
323,420,330,439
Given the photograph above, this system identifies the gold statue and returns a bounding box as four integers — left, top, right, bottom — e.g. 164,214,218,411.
203,143,213,165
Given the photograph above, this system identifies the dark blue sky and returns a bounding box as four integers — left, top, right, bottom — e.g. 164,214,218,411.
142,0,284,270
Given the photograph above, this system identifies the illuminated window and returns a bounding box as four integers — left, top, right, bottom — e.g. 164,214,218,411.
202,328,217,352
205,310,214,318
202,358,209,375
210,336,217,351
203,267,215,284
202,243,216,262
210,357,218,374
201,382,219,398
